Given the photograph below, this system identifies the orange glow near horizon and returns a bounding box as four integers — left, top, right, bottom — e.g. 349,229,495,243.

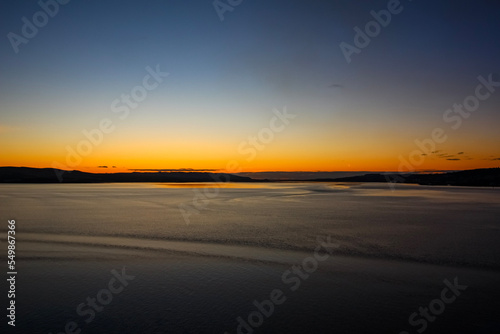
2,0,500,181
1,155,498,175
1,105,499,174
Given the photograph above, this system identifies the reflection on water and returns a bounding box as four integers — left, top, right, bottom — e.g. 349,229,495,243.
155,182,283,189
154,181,358,189
2,182,500,333
1,182,500,268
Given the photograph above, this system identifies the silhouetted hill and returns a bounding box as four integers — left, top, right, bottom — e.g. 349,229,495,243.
326,168,500,187
0,167,255,183
2,167,499,186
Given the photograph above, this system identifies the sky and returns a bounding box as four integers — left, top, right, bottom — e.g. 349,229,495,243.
1,0,499,173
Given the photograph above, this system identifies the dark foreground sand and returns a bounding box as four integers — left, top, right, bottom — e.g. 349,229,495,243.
7,238,500,334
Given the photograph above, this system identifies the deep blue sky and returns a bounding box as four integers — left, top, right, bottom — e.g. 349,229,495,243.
1,0,499,171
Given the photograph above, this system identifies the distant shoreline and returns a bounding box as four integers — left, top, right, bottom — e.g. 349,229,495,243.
0,166,499,187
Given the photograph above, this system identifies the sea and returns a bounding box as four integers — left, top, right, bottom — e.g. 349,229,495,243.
1,182,499,333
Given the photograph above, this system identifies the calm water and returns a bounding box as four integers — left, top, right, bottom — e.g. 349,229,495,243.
1,182,500,267
2,182,500,333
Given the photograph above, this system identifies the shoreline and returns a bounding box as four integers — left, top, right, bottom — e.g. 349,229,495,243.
1,166,499,187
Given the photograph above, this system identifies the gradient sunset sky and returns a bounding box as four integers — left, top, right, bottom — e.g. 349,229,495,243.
1,0,499,173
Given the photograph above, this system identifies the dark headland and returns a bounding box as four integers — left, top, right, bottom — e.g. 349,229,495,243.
310,167,500,187
1,167,499,187
0,167,254,183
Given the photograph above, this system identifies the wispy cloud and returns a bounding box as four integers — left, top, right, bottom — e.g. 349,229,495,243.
432,150,470,160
